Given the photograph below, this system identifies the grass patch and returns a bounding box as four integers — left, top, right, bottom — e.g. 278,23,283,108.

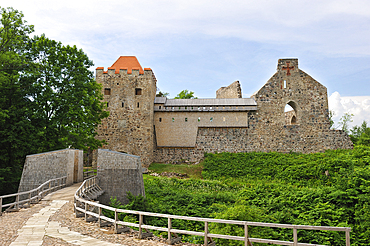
148,162,203,179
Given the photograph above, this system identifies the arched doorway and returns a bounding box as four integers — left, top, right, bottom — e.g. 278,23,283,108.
284,101,298,125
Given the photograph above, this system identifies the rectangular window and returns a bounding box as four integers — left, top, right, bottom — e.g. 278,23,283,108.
122,102,124,107
104,88,111,95
159,118,162,122
198,117,201,122
137,102,140,108
284,80,287,89
135,88,142,95
159,106,161,109
185,118,188,122
223,117,225,121
172,117,175,122
107,102,109,107
210,117,213,122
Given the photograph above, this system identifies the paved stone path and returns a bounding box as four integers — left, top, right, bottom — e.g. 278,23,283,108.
8,183,123,246
10,200,122,246
3,183,195,246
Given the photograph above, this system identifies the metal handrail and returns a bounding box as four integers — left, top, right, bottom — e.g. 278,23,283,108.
74,177,351,246
0,176,67,214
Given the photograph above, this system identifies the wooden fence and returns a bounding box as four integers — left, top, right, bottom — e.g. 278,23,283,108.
83,170,96,180
74,177,351,246
0,176,67,215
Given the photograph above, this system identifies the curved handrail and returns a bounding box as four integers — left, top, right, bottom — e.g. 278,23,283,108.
74,178,351,246
0,176,67,214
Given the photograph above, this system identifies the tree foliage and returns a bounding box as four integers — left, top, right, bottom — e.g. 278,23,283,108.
338,112,354,134
0,7,108,195
174,89,197,99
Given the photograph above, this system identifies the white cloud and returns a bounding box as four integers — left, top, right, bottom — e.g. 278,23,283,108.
7,0,370,56
328,91,370,129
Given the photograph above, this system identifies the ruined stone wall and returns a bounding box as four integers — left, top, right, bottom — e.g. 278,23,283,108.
95,68,157,167
216,81,242,98
153,127,250,163
154,111,249,147
153,59,352,163
18,149,83,193
96,149,145,205
284,110,296,125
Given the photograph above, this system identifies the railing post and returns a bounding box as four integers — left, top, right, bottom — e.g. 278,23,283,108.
84,202,87,221
204,221,208,246
98,207,102,227
168,217,172,244
244,222,249,246
346,230,350,246
28,192,31,206
114,209,118,233
139,213,143,239
16,194,19,210
293,227,298,246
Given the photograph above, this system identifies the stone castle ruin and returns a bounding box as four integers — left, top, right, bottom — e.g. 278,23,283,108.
96,57,353,167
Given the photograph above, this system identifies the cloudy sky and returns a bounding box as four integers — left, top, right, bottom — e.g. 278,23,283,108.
4,0,370,128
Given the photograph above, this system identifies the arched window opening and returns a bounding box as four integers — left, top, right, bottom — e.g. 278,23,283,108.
284,101,298,125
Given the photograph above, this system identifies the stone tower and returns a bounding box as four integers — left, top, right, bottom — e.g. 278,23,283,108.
95,56,157,167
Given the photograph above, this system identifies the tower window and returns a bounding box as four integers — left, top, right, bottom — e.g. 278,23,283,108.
283,80,287,89
107,102,109,107
159,118,162,122
198,117,201,122
185,118,188,122
135,88,142,95
137,102,140,108
172,117,175,122
104,88,111,95
159,106,161,109
122,102,124,107
210,117,213,122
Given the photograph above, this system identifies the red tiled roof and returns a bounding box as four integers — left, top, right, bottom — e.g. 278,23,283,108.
110,56,144,74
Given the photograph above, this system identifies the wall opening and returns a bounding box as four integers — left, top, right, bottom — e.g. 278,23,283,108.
104,88,111,95
135,88,142,95
284,101,298,125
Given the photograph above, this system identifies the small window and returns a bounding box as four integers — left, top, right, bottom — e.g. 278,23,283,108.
198,117,201,122
223,117,225,121
135,88,142,95
236,117,238,121
185,106,187,109
172,118,175,122
117,83,119,85
210,117,213,122
159,106,161,109
122,102,124,107
107,102,109,107
185,118,188,122
283,80,287,89
137,102,140,108
179,107,181,110
159,118,162,122
104,88,111,95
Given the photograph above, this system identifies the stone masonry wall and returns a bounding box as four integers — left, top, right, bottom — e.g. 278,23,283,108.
153,127,250,163
216,81,242,98
18,149,83,193
95,67,157,167
96,149,145,205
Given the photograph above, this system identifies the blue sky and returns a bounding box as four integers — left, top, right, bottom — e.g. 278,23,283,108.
4,0,370,128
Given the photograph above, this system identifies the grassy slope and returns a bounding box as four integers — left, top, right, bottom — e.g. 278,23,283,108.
136,146,370,245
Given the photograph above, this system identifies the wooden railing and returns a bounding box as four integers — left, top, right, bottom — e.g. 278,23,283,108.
74,177,351,246
83,170,96,180
0,176,67,215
